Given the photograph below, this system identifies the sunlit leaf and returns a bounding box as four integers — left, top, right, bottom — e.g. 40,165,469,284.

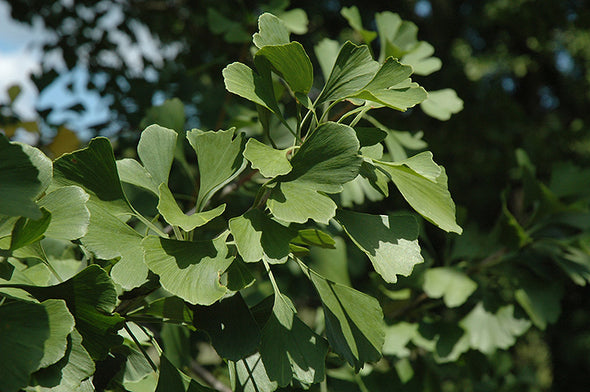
243,139,292,178
420,89,464,121
316,41,379,105
38,186,90,241
186,128,246,212
137,124,177,186
401,41,442,76
143,232,233,305
302,264,384,370
314,38,340,82
375,152,462,234
422,267,477,308
81,202,147,290
336,210,423,283
460,303,531,355
222,61,280,114
157,184,225,231
253,13,290,48
260,293,328,387
229,209,296,264
341,6,377,44
229,352,278,392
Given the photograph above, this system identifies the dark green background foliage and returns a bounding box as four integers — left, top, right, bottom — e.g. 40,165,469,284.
1,1,590,391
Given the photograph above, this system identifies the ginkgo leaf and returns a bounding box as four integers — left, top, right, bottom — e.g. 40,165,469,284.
222,62,280,115
302,264,384,371
401,41,442,76
375,152,462,234
336,210,423,283
243,139,292,178
10,209,51,251
420,89,464,121
260,293,328,387
229,209,296,264
186,128,246,212
157,183,225,231
81,202,147,290
349,57,427,111
229,352,278,392
143,232,234,306
267,122,362,224
38,186,90,241
313,38,340,82
341,6,377,44
0,135,51,219
316,41,379,105
116,158,159,195
255,42,313,94
53,137,132,216
193,293,260,361
459,303,531,355
137,124,177,186
8,265,125,360
253,13,290,48
423,267,477,308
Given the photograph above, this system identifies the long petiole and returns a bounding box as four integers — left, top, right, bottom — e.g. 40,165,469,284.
124,322,158,373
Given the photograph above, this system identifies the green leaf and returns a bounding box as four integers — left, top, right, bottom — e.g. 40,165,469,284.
375,152,462,234
375,12,418,61
279,122,362,191
341,6,377,44
186,128,246,212
314,38,340,82
226,258,255,291
302,264,384,371
514,278,562,329
267,122,362,224
354,127,388,147
137,124,177,186
309,236,351,286
349,57,427,111
116,158,159,195
401,41,442,76
292,229,336,249
256,42,313,94
277,9,308,35
157,184,225,231
316,41,379,105
5,265,125,360
336,210,423,283
267,182,337,225
10,208,51,250
253,13,290,48
143,232,234,305
81,202,147,290
38,186,90,241
422,267,477,308
459,303,531,355
260,293,328,387
222,61,280,115
133,296,193,324
243,138,292,178
382,322,419,357
37,299,76,368
420,89,464,121
229,352,278,392
31,329,95,392
0,135,51,219
229,209,296,264
53,137,131,216
0,300,51,392
193,293,261,361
